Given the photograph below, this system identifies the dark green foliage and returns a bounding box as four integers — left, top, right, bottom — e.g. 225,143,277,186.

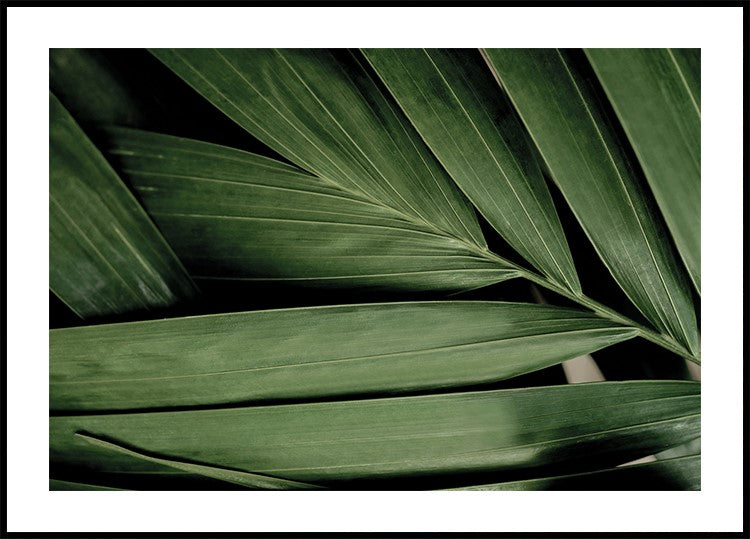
49,48,700,491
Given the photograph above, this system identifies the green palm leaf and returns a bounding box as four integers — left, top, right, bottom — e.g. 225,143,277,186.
51,381,699,486
362,48,579,293
448,454,700,491
482,49,698,356
103,128,514,291
150,49,485,250
46,48,702,493
75,433,323,490
49,93,196,318
51,301,635,411
585,48,701,293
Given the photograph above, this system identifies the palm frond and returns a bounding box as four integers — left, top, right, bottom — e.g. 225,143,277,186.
48,48,701,492
103,128,516,291
483,49,698,356
362,48,580,292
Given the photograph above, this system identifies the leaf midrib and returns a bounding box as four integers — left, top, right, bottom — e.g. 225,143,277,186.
422,49,574,290
555,50,689,345
52,326,634,387
166,49,497,265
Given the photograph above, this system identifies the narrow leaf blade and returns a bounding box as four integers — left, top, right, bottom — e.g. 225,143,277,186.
49,93,196,318
363,48,580,293
51,381,700,485
448,454,700,491
586,48,701,293
104,128,515,292
75,433,323,490
51,301,636,411
483,49,698,355
149,48,485,248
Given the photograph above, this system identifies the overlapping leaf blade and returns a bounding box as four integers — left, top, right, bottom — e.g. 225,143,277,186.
76,434,323,490
585,48,701,293
49,93,195,318
483,49,698,356
51,301,636,411
362,48,580,293
448,454,700,490
104,128,514,291
50,381,699,485
150,48,486,250
46,48,702,493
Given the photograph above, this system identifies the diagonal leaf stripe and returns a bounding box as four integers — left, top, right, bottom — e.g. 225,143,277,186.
50,301,636,412
49,93,196,318
49,479,125,491
104,128,515,292
76,433,323,490
150,48,486,250
585,48,701,293
447,454,700,491
50,381,699,484
483,49,698,355
362,48,580,293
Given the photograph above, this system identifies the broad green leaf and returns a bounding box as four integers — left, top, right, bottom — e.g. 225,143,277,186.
448,454,700,491
50,381,699,485
585,48,701,293
49,93,196,318
75,433,322,490
104,128,514,291
483,49,698,356
150,49,485,250
362,48,580,293
50,301,636,412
